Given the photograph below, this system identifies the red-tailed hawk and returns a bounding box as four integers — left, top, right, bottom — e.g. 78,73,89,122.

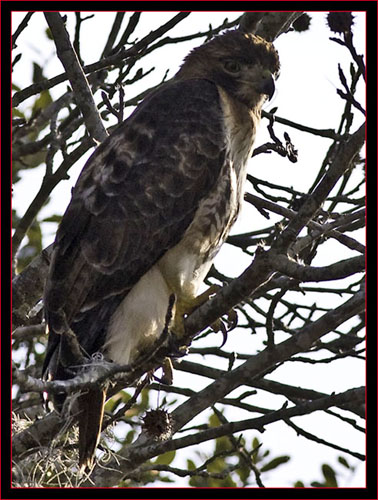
43,30,280,471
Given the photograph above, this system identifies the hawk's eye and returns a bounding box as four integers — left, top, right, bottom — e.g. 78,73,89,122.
224,60,241,73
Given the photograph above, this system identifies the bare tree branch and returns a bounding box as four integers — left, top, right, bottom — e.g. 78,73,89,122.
44,12,108,144
12,139,93,262
268,253,364,282
12,12,34,49
242,193,365,254
88,387,364,486
12,12,192,107
175,287,364,432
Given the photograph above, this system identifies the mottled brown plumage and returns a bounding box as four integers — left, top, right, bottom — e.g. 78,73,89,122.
43,30,279,471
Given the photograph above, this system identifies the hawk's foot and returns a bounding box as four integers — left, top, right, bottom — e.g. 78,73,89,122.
173,284,222,337
210,308,238,347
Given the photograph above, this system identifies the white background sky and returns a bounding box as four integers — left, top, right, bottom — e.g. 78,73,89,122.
12,11,366,488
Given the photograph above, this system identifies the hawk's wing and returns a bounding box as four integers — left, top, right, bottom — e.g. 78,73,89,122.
43,78,227,373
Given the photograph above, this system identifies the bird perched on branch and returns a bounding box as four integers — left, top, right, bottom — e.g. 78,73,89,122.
43,29,280,471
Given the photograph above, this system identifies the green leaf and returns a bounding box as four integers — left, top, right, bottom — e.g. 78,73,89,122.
13,151,47,172
311,481,324,487
32,90,53,114
105,390,130,412
154,450,176,465
214,435,229,453
159,476,174,483
294,480,305,487
210,475,237,487
260,455,290,472
12,108,24,119
251,437,263,462
12,82,21,92
321,463,338,487
189,474,207,487
17,220,43,270
32,62,44,83
338,456,350,469
124,429,136,445
186,459,196,471
237,463,252,483
209,412,221,427
12,209,20,228
207,456,226,474
42,214,63,223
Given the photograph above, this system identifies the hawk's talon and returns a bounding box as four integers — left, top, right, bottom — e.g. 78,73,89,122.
209,318,228,347
167,332,190,358
208,308,238,347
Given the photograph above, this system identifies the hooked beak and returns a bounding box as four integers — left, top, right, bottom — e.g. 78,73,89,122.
259,72,275,101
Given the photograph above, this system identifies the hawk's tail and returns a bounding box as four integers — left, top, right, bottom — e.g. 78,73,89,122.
78,388,107,473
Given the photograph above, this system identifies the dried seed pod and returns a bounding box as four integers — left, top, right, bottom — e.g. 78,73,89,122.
142,409,173,441
327,12,354,34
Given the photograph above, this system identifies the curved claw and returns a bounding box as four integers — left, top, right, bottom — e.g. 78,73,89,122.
209,318,228,347
211,308,238,347
219,322,228,348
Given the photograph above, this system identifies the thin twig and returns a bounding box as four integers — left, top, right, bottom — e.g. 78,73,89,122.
284,418,364,460
12,12,34,49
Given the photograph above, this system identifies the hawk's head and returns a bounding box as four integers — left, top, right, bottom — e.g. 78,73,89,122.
176,30,280,109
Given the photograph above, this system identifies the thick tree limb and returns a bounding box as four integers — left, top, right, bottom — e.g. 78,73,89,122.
174,360,365,419
174,287,364,432
44,12,108,144
12,245,52,328
268,253,365,282
12,412,66,460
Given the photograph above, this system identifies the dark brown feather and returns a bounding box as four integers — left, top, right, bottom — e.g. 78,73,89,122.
77,388,107,472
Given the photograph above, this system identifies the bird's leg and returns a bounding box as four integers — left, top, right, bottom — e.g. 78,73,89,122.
172,284,222,337
163,285,236,384
173,284,238,346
